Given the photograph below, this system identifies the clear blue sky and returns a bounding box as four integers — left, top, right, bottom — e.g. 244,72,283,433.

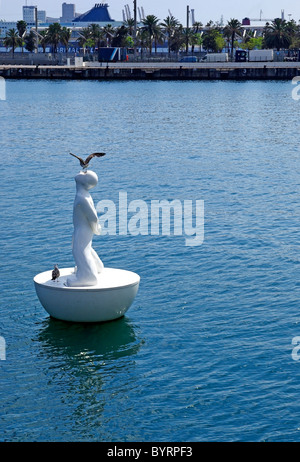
1,0,299,24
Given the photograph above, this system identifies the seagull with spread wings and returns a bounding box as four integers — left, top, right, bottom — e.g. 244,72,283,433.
70,152,106,171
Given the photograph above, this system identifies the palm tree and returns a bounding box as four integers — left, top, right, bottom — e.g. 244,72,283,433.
141,15,160,55
89,23,104,50
60,26,71,56
170,25,185,55
103,24,115,47
4,28,22,58
16,20,27,53
76,27,91,54
24,30,36,53
39,30,49,53
153,26,164,54
191,21,203,53
264,18,291,51
193,21,203,34
112,25,129,47
160,15,181,55
137,28,149,59
46,23,62,55
224,18,242,60
182,27,192,54
123,18,135,36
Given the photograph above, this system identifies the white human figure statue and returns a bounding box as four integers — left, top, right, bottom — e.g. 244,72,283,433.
66,170,104,287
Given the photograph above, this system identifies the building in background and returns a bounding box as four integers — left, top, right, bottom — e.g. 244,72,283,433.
60,3,76,23
22,5,47,24
22,5,37,24
37,10,47,23
0,20,19,38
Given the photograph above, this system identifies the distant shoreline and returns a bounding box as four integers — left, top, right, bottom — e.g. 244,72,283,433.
1,62,299,80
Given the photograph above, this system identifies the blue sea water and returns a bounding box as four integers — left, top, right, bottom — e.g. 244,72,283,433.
1,78,300,442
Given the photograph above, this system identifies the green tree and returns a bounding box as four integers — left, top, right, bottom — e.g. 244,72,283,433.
4,28,22,57
46,23,62,55
60,26,71,56
111,25,128,47
286,19,298,39
191,22,203,53
289,30,300,49
224,18,242,59
76,27,92,54
137,28,149,59
240,35,263,51
124,36,134,48
141,15,160,55
192,33,203,53
39,30,49,53
215,33,226,52
89,23,104,50
193,22,203,33
160,15,181,55
123,18,135,36
153,26,164,54
182,27,195,54
16,20,27,53
103,24,115,47
170,25,185,54
264,18,292,50
24,30,36,53
203,28,225,52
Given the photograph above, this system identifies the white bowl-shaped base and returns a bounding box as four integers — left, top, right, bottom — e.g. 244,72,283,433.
34,267,140,323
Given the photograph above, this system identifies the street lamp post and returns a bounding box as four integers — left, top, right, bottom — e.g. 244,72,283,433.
35,7,38,53
133,0,137,59
186,5,190,55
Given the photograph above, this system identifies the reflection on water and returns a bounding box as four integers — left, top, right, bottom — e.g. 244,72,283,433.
37,316,143,364
4,80,300,441
32,317,144,441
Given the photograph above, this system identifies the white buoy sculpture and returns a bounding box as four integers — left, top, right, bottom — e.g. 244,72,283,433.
34,164,140,323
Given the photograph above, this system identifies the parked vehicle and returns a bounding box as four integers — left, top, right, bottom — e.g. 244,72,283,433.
248,49,274,62
98,47,128,62
179,56,198,62
201,53,229,62
235,50,248,62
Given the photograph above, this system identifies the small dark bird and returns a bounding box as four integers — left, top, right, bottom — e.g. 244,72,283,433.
52,265,60,282
70,152,106,171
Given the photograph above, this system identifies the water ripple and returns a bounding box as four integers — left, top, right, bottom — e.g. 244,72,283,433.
0,80,300,441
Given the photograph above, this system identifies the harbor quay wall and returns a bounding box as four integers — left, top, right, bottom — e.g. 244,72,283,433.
1,62,300,80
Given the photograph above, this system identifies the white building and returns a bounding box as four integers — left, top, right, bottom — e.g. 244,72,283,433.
37,10,47,23
22,5,47,25
23,5,37,24
0,21,17,38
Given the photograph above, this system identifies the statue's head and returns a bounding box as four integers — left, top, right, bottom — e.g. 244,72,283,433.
75,170,98,190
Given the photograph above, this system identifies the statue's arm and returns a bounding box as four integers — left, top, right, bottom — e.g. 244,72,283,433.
78,198,101,235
